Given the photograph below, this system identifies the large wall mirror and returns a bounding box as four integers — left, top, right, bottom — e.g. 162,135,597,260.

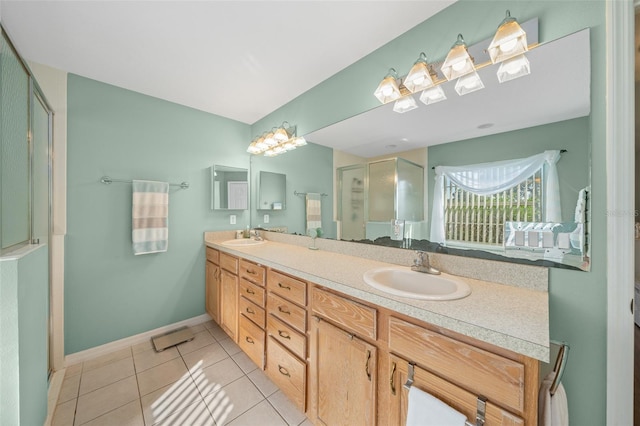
257,171,286,211
250,28,592,271
211,165,249,210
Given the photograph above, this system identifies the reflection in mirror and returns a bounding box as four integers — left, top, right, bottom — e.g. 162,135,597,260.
258,171,286,211
302,29,592,271
211,165,248,210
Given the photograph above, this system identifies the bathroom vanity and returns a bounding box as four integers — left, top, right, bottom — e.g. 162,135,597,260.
204,231,548,425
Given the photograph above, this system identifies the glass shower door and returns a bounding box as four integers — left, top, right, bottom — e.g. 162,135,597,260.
337,165,366,241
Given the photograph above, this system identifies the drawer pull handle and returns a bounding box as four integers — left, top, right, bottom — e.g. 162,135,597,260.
277,282,291,290
365,350,372,381
245,336,254,344
390,361,397,395
278,330,291,339
278,306,291,315
278,365,290,377
247,269,257,275
245,288,255,295
246,307,255,314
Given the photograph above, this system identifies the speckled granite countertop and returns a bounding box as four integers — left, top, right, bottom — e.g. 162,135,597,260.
204,234,549,362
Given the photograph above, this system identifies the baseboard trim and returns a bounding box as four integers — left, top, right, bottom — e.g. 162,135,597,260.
44,369,65,426
65,314,211,366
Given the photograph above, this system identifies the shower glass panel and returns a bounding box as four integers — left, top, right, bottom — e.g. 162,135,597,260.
368,160,396,221
337,165,366,241
32,93,51,244
1,33,30,249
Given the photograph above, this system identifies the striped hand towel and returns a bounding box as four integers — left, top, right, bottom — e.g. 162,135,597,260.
305,193,322,233
132,180,169,255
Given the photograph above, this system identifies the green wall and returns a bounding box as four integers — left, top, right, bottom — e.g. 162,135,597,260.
255,1,607,424
65,75,253,353
427,117,591,227
0,246,49,426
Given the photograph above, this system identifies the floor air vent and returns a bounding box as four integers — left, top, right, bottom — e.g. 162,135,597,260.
151,326,195,352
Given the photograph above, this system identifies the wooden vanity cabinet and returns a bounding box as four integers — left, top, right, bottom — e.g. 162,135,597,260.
219,252,239,342
265,269,308,413
238,259,267,369
309,287,378,426
205,247,220,323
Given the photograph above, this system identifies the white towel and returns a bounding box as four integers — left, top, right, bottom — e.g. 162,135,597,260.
132,180,169,255
306,193,322,233
538,371,569,426
406,386,468,426
574,188,587,223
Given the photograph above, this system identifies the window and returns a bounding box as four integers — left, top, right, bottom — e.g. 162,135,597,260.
430,150,562,246
443,169,543,245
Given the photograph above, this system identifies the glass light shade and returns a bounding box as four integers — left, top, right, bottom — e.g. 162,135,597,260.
374,71,401,104
441,34,475,81
264,149,277,157
496,54,531,83
454,71,485,96
488,11,528,63
404,53,435,93
284,142,296,151
264,132,276,147
294,136,307,147
247,144,261,154
419,86,447,105
273,127,289,142
392,95,418,113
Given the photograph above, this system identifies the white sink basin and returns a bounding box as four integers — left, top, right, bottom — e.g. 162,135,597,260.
221,239,267,247
363,267,471,301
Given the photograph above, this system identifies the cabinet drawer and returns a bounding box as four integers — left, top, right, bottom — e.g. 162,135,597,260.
267,314,306,360
267,292,306,333
206,247,219,265
240,296,265,329
267,270,306,306
311,287,376,340
388,317,525,414
220,252,238,274
266,337,306,412
240,259,266,286
239,315,265,370
239,278,265,308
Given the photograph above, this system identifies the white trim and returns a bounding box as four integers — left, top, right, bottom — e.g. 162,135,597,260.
44,369,65,426
606,1,635,424
64,314,211,366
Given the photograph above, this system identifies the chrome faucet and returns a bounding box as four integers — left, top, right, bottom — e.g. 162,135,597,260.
253,229,263,241
411,251,440,275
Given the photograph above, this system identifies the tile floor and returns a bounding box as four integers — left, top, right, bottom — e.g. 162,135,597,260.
51,320,311,426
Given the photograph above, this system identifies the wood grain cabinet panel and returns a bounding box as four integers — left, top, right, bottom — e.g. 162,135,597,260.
266,337,306,412
206,247,220,265
386,353,524,426
268,270,306,306
239,315,265,370
239,296,265,329
388,316,526,415
205,260,220,323
267,314,306,360
220,252,239,274
267,292,306,333
239,279,265,310
311,287,376,340
220,269,238,342
240,259,266,286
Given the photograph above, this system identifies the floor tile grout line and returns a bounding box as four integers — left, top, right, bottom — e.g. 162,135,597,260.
73,375,140,426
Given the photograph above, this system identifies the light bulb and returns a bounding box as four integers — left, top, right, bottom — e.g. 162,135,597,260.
452,60,467,72
499,38,518,53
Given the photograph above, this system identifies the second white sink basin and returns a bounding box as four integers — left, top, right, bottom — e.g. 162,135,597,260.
363,267,471,301
221,239,267,247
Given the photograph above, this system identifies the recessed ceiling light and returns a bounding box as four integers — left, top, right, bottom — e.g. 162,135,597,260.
385,144,398,149
477,123,494,129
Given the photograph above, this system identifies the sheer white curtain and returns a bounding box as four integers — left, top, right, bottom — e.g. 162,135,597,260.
430,150,562,244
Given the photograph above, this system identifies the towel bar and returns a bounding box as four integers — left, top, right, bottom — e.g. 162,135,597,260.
402,361,486,426
100,176,189,189
294,190,328,197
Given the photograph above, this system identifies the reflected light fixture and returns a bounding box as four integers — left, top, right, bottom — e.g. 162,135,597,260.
496,54,531,83
374,68,401,104
454,71,485,96
393,95,418,113
441,34,475,81
403,53,435,93
419,86,447,105
247,122,305,156
488,10,528,64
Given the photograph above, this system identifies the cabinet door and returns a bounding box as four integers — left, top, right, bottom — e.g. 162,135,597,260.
310,318,376,426
386,354,524,426
205,261,220,323
220,269,238,342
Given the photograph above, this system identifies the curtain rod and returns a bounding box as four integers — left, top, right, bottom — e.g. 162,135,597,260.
100,176,189,189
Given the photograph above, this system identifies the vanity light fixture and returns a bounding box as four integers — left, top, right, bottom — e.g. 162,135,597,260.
441,34,476,81
393,95,419,113
247,122,305,157
374,68,401,104
488,10,528,64
404,53,436,93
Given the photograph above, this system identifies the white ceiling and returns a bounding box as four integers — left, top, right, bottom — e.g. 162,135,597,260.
306,29,591,158
0,0,455,124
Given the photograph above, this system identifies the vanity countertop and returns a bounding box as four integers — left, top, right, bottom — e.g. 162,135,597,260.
205,236,549,362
